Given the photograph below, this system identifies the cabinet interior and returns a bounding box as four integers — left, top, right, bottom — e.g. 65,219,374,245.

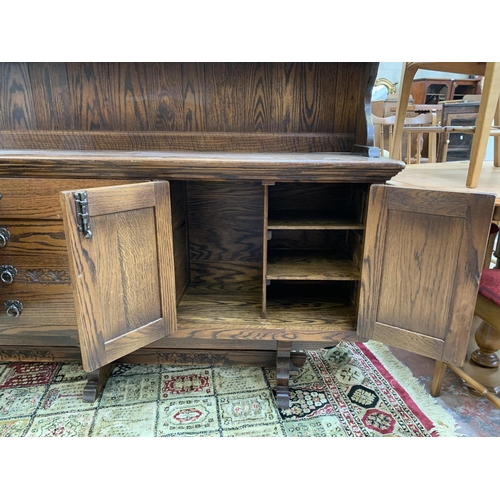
172,180,368,332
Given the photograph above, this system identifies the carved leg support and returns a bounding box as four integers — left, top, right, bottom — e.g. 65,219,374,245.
83,363,116,403
275,341,293,409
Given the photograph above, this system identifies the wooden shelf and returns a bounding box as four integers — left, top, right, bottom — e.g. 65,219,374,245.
176,283,357,333
268,211,364,230
266,251,360,281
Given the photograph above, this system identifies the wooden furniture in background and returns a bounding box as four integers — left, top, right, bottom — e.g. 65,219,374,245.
373,111,439,163
437,101,481,162
410,77,481,105
431,267,500,410
0,62,496,409
389,161,500,408
390,62,500,188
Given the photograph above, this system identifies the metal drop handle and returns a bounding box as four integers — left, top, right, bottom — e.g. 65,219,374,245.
0,228,10,248
4,300,23,318
0,265,17,284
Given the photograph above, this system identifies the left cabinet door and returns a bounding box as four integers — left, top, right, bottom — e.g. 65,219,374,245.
60,181,177,372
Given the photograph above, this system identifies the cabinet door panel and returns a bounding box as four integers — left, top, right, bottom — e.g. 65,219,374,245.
358,185,495,366
60,181,176,372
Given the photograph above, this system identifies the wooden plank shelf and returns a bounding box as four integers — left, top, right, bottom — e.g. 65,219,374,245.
268,211,364,230
266,251,360,281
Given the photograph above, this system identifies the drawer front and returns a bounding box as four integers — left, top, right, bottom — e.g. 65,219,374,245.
0,178,137,219
0,220,70,286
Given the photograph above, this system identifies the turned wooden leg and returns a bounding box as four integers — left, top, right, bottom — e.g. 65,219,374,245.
275,341,293,409
83,363,116,403
430,360,447,397
470,321,500,368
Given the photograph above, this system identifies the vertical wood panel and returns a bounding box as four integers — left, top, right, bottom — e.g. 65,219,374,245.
299,63,337,133
0,62,37,130
108,62,150,131
28,62,74,130
146,63,184,131
334,62,363,134
271,62,300,133
242,63,274,132
181,62,206,132
204,62,246,132
67,62,115,130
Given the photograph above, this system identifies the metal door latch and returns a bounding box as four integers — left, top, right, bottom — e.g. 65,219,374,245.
74,191,92,239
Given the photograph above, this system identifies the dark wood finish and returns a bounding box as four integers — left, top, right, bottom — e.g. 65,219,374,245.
0,178,136,219
358,185,496,366
59,181,177,372
0,150,402,182
410,77,481,105
0,62,376,142
266,251,360,280
6,62,468,405
83,363,116,403
276,340,293,408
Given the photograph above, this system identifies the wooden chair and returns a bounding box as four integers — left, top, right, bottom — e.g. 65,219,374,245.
390,62,500,188
431,230,500,410
372,111,440,164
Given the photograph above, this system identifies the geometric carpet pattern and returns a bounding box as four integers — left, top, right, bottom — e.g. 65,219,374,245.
0,341,459,437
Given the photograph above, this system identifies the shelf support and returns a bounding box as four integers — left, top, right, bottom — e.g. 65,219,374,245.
275,341,293,408
83,363,116,403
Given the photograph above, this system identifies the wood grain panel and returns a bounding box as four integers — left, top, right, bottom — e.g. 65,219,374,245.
187,181,263,282
0,178,137,219
376,210,463,336
0,219,67,259
60,181,176,372
28,63,74,130
0,130,353,152
187,181,263,230
204,63,246,132
145,63,184,131
189,262,262,284
0,62,37,130
271,62,300,133
358,185,496,366
296,63,337,133
181,62,206,132
66,63,114,130
334,62,363,134
108,62,150,131
242,63,274,133
0,285,76,327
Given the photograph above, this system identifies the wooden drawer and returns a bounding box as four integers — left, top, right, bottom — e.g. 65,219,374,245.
0,220,70,286
0,178,138,219
0,283,75,322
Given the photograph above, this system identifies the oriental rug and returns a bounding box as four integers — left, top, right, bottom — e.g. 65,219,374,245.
0,341,459,437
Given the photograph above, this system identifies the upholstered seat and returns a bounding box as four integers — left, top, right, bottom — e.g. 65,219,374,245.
478,269,500,307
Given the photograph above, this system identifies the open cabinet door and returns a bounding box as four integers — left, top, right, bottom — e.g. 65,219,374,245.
60,181,177,372
358,185,495,366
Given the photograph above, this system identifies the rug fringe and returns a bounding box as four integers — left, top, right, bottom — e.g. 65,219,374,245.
364,341,462,437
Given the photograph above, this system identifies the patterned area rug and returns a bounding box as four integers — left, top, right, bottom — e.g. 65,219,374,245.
0,341,459,437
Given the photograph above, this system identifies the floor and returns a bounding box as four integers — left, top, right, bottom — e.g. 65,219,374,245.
389,346,500,437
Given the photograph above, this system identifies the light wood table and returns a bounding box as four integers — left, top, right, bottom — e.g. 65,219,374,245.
389,160,500,396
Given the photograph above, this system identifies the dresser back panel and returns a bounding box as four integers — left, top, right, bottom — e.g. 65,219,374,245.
0,62,376,152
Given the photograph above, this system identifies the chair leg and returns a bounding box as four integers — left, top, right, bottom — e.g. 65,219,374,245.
390,64,418,160
494,98,499,168
430,360,447,397
467,63,500,188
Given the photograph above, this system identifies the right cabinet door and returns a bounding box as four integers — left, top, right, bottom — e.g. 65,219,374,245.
358,185,496,366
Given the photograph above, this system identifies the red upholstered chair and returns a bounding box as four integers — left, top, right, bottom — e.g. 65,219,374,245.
431,266,500,409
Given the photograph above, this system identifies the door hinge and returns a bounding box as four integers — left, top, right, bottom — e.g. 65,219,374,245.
74,191,92,239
